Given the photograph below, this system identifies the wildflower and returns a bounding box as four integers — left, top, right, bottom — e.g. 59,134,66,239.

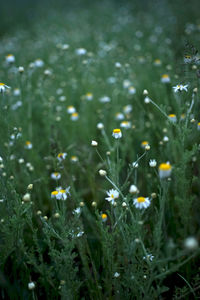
91,140,98,146
184,55,192,64
115,62,121,68
141,141,149,149
107,76,116,84
114,272,120,278
25,141,33,149
149,159,157,167
85,92,93,101
73,207,81,215
92,201,97,207
51,172,61,180
128,86,136,94
67,106,76,114
6,54,15,63
23,193,31,202
120,121,131,129
112,128,122,139
144,96,151,104
143,254,154,262
28,282,35,290
13,88,21,96
34,59,44,68
123,104,132,114
18,66,24,73
71,155,78,163
173,84,188,92
129,184,139,194
97,122,104,129
57,152,67,162
105,189,119,205
123,79,131,88
184,236,198,250
168,114,177,123
159,162,172,178
51,187,70,200
70,112,79,121
154,59,161,66
161,74,170,83
101,213,108,222
75,48,87,55
99,169,107,176
27,184,33,190
115,112,124,120
163,136,169,142
133,197,151,209
132,161,139,168
0,83,10,93
77,231,84,237
197,122,200,130
99,96,110,103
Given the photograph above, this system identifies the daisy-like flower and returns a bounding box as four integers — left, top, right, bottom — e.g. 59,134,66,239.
128,86,136,95
123,79,131,88
144,96,151,104
154,59,161,66
13,88,21,96
173,84,188,92
34,59,44,68
115,112,124,120
85,92,93,101
99,96,110,103
120,121,131,129
161,74,170,83
6,54,15,63
97,122,104,130
129,184,139,194
73,207,81,215
105,189,119,205
71,155,78,163
70,112,79,121
51,172,61,180
149,159,157,167
168,114,177,123
101,213,108,222
75,48,87,55
0,83,10,93
184,55,192,64
67,106,76,114
143,254,154,262
25,141,33,149
197,122,200,130
57,152,67,162
133,196,151,209
159,162,172,179
132,161,139,168
51,187,70,200
123,104,132,114
141,141,149,148
112,128,122,139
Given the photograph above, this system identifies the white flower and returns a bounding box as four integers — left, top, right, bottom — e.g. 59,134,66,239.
129,184,139,194
34,59,44,68
123,105,132,114
132,161,139,168
28,282,35,290
77,231,84,237
143,254,154,262
91,140,98,146
99,169,107,176
159,162,172,179
115,62,121,68
133,197,151,209
173,84,188,92
112,128,122,139
75,48,87,55
115,113,124,120
144,96,151,104
0,83,10,93
51,172,61,180
51,187,70,200
161,74,170,83
107,77,116,84
25,141,33,149
120,121,131,129
184,237,198,250
128,86,136,94
23,193,31,202
85,92,93,101
114,272,120,278
67,106,76,114
70,112,79,121
6,54,15,63
105,189,119,204
163,136,169,142
97,122,104,129
13,88,21,96
197,122,200,130
73,207,81,215
123,79,131,88
57,152,67,162
99,96,110,103
149,159,157,167
168,114,177,123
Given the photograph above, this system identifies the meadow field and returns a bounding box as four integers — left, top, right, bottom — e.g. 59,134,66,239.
0,0,200,299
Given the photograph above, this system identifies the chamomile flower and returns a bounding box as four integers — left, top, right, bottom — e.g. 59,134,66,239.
197,122,200,130
112,128,122,139
128,86,136,94
123,79,131,88
149,159,157,167
105,189,119,205
143,254,154,262
123,104,132,114
132,161,139,168
173,84,188,92
67,106,76,114
159,162,172,178
6,54,15,63
161,74,170,83
168,114,177,123
154,59,161,66
101,213,108,222
71,155,78,163
115,112,124,120
51,172,61,180
71,112,79,121
25,141,33,149
57,152,67,162
141,141,149,148
120,121,131,129
97,122,104,129
85,92,93,101
99,96,110,103
73,207,81,215
144,96,151,104
51,187,70,200
75,48,87,55
0,83,10,93
129,184,139,194
133,197,151,209
34,59,44,68
184,55,192,64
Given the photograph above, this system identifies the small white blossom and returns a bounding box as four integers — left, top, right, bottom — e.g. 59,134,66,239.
105,189,119,204
149,159,157,167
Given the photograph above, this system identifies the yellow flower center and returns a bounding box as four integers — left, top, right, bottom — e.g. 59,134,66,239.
58,153,63,158
198,122,200,126
141,141,148,146
113,129,121,133
68,106,74,109
60,189,66,194
0,83,5,86
185,55,191,59
26,141,31,145
72,113,78,117
101,213,107,220
137,197,145,203
54,172,59,176
86,93,92,97
159,163,172,171
168,114,176,118
162,74,169,78
51,191,58,196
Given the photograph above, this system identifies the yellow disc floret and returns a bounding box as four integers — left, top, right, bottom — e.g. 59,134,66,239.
137,197,145,203
159,163,172,171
